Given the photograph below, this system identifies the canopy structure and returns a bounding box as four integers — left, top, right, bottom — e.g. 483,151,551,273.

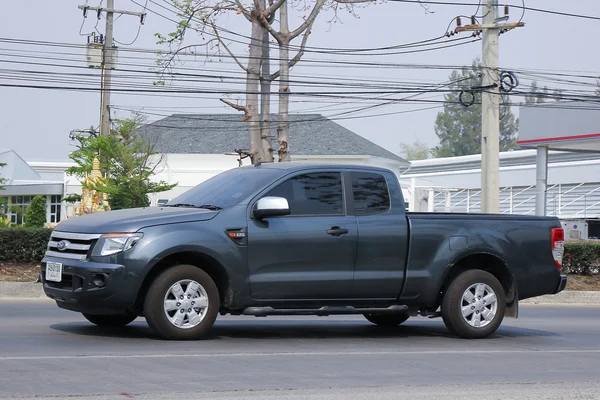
517,101,600,216
0,149,63,196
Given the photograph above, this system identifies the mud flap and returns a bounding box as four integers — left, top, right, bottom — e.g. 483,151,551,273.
504,298,519,319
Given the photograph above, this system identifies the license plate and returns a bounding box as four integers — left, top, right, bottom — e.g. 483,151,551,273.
46,262,63,282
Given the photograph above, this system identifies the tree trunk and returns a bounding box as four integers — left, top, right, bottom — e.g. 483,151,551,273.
247,13,265,163
277,1,291,162
259,2,274,162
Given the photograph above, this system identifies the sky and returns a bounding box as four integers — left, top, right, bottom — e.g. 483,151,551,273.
0,0,598,162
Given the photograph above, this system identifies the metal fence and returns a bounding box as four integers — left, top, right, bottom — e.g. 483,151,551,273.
427,182,600,218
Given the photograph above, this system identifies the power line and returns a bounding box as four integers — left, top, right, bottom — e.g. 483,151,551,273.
388,0,600,21
143,0,475,55
112,0,149,45
3,38,600,81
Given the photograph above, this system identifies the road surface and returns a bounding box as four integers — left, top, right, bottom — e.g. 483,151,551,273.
1,301,599,399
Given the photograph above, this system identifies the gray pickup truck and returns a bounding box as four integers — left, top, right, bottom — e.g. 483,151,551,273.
41,162,567,340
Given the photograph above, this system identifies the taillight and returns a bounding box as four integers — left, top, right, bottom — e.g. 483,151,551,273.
551,228,565,269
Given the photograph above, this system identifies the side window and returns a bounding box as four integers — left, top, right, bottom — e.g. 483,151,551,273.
266,172,344,216
351,172,390,216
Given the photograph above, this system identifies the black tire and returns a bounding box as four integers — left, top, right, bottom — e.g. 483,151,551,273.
143,264,220,340
364,313,410,327
82,312,137,327
441,269,506,339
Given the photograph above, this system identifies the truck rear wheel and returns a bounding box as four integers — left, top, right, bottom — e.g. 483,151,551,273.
143,264,220,340
441,269,505,339
364,313,409,327
82,313,137,327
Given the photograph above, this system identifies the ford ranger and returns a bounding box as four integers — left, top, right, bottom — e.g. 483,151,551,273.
41,162,567,340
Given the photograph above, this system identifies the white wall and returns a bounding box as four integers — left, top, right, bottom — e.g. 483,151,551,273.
404,156,600,190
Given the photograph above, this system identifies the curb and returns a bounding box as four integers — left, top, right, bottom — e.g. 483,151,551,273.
0,282,48,300
0,282,599,305
520,290,600,305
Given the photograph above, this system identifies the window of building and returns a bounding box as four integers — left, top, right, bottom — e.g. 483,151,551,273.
266,172,345,216
0,196,8,218
351,172,391,216
8,195,33,225
50,195,62,223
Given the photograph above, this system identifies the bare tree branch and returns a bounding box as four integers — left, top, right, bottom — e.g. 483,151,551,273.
157,39,217,80
289,0,325,40
220,98,250,120
269,15,314,81
233,0,253,21
258,11,283,43
265,0,286,16
211,22,249,72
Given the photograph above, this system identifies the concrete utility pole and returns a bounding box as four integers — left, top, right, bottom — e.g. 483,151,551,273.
480,0,499,213
100,0,115,138
78,2,146,137
456,1,524,213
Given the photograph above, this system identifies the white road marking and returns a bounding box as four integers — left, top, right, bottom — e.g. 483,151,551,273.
2,348,600,361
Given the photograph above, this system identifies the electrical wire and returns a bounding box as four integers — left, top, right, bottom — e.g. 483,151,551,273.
387,0,600,21
0,36,482,70
113,0,148,45
137,0,479,56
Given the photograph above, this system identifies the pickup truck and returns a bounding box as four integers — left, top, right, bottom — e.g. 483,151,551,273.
41,162,567,340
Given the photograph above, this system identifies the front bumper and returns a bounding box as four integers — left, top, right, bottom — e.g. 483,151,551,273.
41,256,137,315
554,272,568,294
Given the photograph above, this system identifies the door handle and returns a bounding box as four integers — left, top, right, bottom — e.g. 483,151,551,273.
327,226,349,236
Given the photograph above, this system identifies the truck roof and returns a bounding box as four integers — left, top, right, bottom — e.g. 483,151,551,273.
246,161,396,174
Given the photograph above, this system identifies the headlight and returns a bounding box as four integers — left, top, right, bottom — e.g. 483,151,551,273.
93,233,143,257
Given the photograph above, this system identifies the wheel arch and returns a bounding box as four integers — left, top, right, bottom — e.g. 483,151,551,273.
436,251,517,310
134,251,231,314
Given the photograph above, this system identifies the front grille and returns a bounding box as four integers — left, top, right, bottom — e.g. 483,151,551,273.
46,231,102,260
44,273,74,290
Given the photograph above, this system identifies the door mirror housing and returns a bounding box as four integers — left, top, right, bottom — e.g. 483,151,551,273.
253,196,290,219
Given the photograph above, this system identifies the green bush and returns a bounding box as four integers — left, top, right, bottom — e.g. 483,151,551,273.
0,227,52,262
563,242,600,276
24,195,47,228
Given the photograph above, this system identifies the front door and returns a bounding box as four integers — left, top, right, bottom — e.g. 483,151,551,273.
247,170,358,300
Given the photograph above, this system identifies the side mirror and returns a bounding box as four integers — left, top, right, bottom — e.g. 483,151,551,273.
253,196,290,219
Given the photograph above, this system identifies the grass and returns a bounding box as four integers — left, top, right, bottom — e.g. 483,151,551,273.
1,262,600,291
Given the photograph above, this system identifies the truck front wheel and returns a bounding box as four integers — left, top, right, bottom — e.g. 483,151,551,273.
441,269,506,339
143,264,220,340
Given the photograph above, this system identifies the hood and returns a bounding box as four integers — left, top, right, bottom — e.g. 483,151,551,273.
53,207,218,234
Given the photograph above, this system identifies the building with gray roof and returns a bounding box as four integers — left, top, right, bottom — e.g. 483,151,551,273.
135,113,408,165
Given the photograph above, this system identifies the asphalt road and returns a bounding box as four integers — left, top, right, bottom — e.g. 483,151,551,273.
1,301,600,400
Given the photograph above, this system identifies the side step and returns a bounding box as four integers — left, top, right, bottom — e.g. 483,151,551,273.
242,305,409,317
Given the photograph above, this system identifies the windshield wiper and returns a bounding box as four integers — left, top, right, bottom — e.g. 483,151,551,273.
164,203,197,208
196,204,223,211
164,203,222,211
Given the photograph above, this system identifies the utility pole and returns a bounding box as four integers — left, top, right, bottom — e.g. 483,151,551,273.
78,2,146,137
100,0,115,138
456,1,524,213
481,0,499,213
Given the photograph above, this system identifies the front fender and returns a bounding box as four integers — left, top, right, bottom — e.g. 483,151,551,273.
122,222,247,300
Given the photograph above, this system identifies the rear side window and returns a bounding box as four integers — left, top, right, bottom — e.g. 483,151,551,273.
351,172,390,216
266,172,344,216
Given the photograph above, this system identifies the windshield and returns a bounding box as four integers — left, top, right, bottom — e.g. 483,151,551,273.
166,167,282,209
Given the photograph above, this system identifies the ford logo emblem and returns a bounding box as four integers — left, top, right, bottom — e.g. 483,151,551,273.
56,240,70,251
